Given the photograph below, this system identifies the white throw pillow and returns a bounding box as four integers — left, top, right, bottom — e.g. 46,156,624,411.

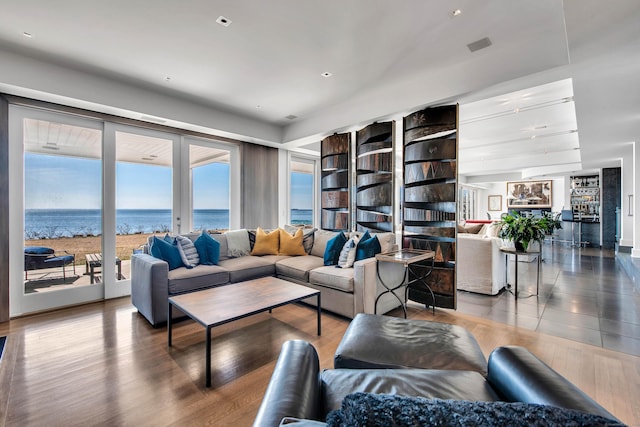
337,236,360,268
484,223,501,238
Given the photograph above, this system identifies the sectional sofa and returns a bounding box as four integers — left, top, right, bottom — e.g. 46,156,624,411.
131,228,405,326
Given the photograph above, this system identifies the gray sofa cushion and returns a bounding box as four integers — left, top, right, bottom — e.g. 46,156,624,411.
260,254,291,264
311,230,338,258
219,256,276,282
309,266,354,292
348,231,395,254
210,233,229,260
373,232,395,253
277,255,325,282
167,264,229,294
225,229,251,257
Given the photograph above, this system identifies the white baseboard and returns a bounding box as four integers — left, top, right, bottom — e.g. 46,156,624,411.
619,238,633,247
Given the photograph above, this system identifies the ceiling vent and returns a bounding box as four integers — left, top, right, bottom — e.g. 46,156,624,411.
285,114,298,120
467,37,492,53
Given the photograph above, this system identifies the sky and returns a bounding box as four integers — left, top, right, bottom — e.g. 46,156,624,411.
25,153,312,210
290,172,313,210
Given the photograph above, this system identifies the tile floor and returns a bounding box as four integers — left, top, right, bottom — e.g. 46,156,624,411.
455,243,640,356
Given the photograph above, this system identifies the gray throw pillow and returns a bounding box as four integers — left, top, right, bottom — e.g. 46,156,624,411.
175,235,200,268
225,229,251,258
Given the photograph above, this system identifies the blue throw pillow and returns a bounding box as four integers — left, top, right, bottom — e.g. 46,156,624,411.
194,231,221,265
24,246,55,255
356,232,381,261
150,236,183,270
324,232,347,266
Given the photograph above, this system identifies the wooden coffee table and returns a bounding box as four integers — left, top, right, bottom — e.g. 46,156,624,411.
167,276,321,387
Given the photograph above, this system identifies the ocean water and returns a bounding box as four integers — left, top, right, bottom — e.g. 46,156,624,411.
24,209,313,239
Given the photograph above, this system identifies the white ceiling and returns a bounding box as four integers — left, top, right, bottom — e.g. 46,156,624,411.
459,79,580,179
1,0,639,182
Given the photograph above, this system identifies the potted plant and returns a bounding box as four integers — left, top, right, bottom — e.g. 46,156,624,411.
497,211,547,252
542,211,562,235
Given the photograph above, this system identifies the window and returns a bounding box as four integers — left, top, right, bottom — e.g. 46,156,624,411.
190,144,231,232
458,186,477,221
290,158,315,226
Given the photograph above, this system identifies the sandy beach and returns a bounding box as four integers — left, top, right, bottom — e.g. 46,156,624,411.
25,233,154,265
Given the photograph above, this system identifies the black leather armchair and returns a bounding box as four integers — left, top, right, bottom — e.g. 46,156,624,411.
253,340,618,427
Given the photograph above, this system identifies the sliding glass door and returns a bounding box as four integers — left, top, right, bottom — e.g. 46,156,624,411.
108,125,180,299
10,107,105,315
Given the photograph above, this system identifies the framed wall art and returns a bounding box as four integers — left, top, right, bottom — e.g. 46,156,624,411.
488,195,502,211
506,180,552,208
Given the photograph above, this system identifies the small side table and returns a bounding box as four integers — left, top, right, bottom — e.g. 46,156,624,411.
85,253,122,284
500,247,541,299
375,249,435,317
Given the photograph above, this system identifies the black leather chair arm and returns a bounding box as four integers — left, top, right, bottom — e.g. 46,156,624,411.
487,346,618,421
253,340,321,427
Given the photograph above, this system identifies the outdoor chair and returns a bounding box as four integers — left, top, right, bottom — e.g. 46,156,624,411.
24,246,76,280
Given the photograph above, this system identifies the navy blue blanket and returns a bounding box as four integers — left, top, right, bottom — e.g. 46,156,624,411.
326,393,624,427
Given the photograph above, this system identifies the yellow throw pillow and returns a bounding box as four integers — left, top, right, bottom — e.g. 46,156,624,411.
251,227,280,255
278,228,307,256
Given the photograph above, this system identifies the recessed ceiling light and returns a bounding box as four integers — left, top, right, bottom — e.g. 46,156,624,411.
216,16,232,27
452,9,462,17
321,72,333,78
285,114,298,120
23,32,33,38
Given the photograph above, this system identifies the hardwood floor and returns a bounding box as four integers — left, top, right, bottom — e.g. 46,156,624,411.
1,292,639,425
